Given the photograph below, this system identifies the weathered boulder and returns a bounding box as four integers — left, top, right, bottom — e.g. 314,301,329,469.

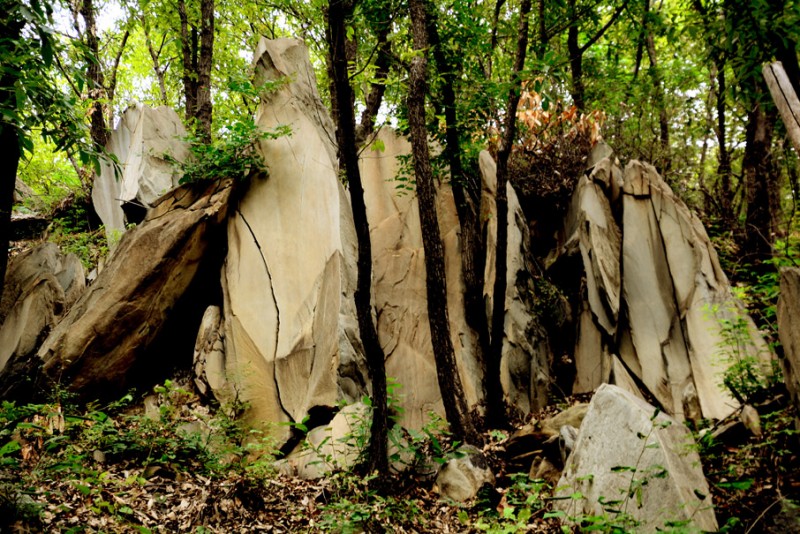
555,384,717,532
220,38,367,443
435,445,495,502
35,178,232,398
283,402,371,479
554,147,770,421
0,243,85,374
778,267,800,418
359,128,549,429
93,103,189,245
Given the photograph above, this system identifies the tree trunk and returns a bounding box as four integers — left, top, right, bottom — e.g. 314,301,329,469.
644,21,669,173
489,0,533,427
327,0,389,474
742,99,777,266
0,16,22,303
423,0,494,423
80,0,108,150
142,19,169,105
567,0,584,111
356,20,391,141
177,0,198,127
407,0,480,445
195,0,214,141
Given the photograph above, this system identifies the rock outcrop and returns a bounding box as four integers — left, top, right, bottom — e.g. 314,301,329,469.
435,445,494,502
555,384,718,531
359,129,550,429
36,178,232,399
93,103,189,245
0,244,84,375
553,145,771,421
778,267,800,419
219,38,367,443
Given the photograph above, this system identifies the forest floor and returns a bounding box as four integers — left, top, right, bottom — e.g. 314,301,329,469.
1,372,798,533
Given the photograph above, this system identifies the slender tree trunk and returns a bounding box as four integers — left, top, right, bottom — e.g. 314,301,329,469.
644,21,669,173
489,0,532,427
423,0,494,421
567,0,584,111
356,17,392,141
742,98,776,265
0,14,23,303
326,0,389,475
715,66,733,220
106,29,130,127
407,0,480,445
80,0,108,150
142,19,169,105
177,0,198,126
195,0,214,140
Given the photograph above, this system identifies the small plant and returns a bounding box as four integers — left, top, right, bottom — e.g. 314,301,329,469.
170,118,291,184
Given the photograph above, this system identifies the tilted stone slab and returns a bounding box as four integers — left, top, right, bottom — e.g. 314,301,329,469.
37,179,232,398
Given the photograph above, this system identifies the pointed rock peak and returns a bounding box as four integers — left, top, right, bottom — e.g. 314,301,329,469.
622,160,659,197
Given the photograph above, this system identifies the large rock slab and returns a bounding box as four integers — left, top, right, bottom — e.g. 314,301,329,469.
555,384,717,532
36,178,232,398
359,129,481,429
778,267,800,418
554,148,770,421
480,151,551,415
359,129,549,428
0,243,84,374
220,38,367,442
93,103,189,245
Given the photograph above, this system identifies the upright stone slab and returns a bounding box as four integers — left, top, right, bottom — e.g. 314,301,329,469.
359,129,549,428
555,384,718,532
554,149,771,422
93,104,189,245
221,39,367,442
778,267,800,419
480,151,550,414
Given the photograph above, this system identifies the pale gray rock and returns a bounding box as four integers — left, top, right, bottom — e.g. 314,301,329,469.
93,103,189,245
480,150,551,415
555,384,718,532
556,150,770,422
435,445,494,502
0,243,85,373
221,38,367,444
193,306,228,403
285,402,371,479
778,267,800,419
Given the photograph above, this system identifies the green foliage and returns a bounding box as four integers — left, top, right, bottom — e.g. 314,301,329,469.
168,117,291,184
470,473,548,533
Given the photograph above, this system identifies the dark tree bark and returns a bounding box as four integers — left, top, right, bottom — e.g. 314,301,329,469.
356,14,392,141
644,15,669,173
177,0,214,139
80,0,109,150
196,0,214,141
407,0,480,445
715,67,734,219
742,97,777,266
105,29,130,127
327,0,389,474
567,0,627,112
0,15,23,303
489,0,533,428
422,0,495,424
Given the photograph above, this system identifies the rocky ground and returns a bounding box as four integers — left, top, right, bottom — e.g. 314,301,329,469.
1,375,797,533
